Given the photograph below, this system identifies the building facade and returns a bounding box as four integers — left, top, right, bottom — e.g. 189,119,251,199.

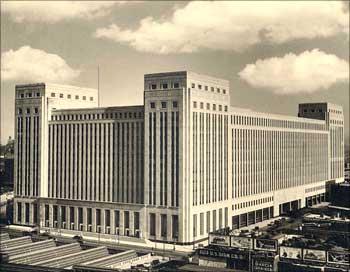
13,72,345,244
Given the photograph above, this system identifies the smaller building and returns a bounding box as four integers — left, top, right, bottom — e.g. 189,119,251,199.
0,156,14,193
330,183,350,209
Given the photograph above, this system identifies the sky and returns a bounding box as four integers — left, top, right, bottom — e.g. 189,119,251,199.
1,1,349,145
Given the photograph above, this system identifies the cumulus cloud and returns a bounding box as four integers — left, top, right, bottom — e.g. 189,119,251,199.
1,46,80,83
238,49,349,94
1,1,126,23
94,1,349,54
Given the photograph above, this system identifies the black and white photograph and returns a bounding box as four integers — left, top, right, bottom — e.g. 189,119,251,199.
0,1,349,271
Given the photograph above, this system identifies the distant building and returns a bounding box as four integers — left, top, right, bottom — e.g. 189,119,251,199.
0,156,14,189
345,162,350,182
13,72,345,245
330,182,350,209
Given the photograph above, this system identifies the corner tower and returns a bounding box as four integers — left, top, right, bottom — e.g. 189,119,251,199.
14,83,98,226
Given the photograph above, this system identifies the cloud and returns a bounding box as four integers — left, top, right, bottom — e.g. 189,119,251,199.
1,1,126,23
1,46,80,83
238,49,349,94
94,1,349,54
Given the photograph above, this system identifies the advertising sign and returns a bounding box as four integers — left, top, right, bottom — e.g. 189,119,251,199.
327,251,350,265
209,234,230,247
198,248,231,259
230,236,253,249
254,239,278,252
279,246,302,260
252,259,275,272
303,249,326,262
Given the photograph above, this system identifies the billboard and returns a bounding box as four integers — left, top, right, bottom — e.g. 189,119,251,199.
303,249,326,262
254,239,278,252
252,259,275,272
327,251,350,265
230,236,253,249
198,248,231,259
279,246,302,260
209,234,230,247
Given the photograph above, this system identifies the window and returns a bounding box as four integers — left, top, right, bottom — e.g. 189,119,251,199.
173,82,179,88
191,83,195,88
36,92,40,97
150,213,156,236
193,214,197,237
211,87,214,92
217,88,220,93
20,93,24,98
161,214,167,237
59,93,64,98
75,95,79,99
224,106,228,112
200,102,204,109
198,84,202,89
51,93,56,97
34,108,38,114
18,108,22,115
205,86,208,91
162,83,168,89
172,215,179,239
83,96,86,100
173,101,178,108
200,213,204,235
90,97,93,101
213,104,216,110
26,108,30,114
223,89,226,94
27,93,32,97
67,94,71,99
115,211,120,228
150,102,156,109
219,105,222,111
161,102,167,108
193,101,197,108
151,84,157,90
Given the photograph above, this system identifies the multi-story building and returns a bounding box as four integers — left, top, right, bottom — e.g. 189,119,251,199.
13,71,345,245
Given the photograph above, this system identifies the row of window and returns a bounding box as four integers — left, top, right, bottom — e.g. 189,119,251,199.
149,82,180,90
149,101,178,109
148,81,227,95
18,108,39,115
149,213,179,239
50,92,94,101
191,83,227,94
17,91,95,102
18,92,41,98
42,204,142,237
303,108,323,113
330,119,343,125
52,111,143,121
193,208,229,237
231,115,325,130
193,101,228,112
232,196,274,210
329,109,342,114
